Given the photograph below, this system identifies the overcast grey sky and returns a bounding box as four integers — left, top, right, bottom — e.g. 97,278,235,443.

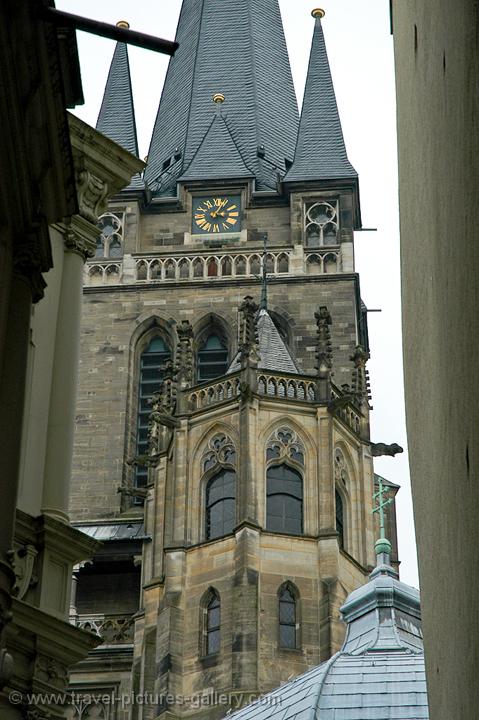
58,0,419,587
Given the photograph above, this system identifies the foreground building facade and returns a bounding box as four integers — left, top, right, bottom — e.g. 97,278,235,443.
69,4,400,718
392,1,479,718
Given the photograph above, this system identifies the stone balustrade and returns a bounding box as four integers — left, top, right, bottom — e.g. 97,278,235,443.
84,247,343,286
72,613,135,643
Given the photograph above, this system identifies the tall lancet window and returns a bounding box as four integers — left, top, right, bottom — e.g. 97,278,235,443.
197,334,228,382
201,589,221,657
335,489,345,549
266,428,305,535
135,336,171,492
278,583,300,649
203,434,237,540
334,448,349,549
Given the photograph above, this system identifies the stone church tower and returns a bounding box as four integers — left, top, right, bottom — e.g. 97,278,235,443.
68,5,399,719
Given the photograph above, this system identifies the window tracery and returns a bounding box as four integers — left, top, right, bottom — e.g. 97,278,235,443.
96,211,124,258
202,434,237,540
305,201,338,247
266,427,305,465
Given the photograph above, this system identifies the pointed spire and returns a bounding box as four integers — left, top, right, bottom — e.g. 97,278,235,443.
284,9,358,185
97,23,139,156
145,0,299,195
96,23,143,191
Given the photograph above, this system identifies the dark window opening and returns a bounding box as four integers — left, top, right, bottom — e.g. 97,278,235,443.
205,469,236,540
336,489,344,549
206,593,221,655
266,465,303,535
135,337,171,496
279,585,298,649
197,334,228,382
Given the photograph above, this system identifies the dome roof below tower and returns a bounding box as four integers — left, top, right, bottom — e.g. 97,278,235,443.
222,548,428,720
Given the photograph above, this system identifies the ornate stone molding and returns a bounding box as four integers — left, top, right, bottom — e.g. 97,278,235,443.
8,543,38,601
76,168,109,225
175,320,194,387
238,295,259,366
12,230,51,304
34,653,69,690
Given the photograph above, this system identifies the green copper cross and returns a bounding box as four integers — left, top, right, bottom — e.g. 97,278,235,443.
373,475,394,539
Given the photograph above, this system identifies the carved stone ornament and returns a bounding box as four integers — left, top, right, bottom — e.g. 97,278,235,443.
64,227,96,261
266,427,305,465
7,543,38,600
13,235,49,304
370,442,403,457
22,707,52,720
76,169,109,224
175,320,194,387
334,448,349,485
315,305,333,377
238,295,259,364
34,654,69,689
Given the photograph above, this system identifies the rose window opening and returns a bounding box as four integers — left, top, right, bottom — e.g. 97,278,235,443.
96,212,124,259
305,201,339,247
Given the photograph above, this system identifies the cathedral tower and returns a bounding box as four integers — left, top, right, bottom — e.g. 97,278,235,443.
69,6,399,719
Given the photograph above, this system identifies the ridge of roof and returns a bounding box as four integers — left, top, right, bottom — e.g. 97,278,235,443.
284,13,358,183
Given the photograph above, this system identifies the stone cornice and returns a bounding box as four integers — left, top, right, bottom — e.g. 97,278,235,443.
68,112,145,209
57,114,145,261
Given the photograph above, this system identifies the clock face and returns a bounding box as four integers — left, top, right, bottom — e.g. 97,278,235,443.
192,195,241,234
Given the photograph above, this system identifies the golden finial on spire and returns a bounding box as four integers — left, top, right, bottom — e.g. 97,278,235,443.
212,93,225,105
116,20,130,29
311,8,325,19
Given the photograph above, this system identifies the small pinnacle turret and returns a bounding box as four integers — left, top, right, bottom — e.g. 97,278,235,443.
284,8,360,224
96,22,142,190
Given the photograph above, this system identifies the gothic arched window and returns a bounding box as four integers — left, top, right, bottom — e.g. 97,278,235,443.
135,336,171,490
201,589,221,656
197,334,228,382
205,469,236,540
266,465,303,535
278,583,300,649
335,489,344,549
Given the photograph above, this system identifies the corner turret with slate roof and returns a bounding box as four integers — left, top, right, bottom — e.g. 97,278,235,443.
95,21,143,190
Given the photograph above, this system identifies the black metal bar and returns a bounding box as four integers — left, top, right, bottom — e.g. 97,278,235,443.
42,7,178,56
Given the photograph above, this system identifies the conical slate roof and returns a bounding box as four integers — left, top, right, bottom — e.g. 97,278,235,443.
284,10,358,183
179,114,254,182
96,38,143,191
228,309,298,374
222,543,428,720
144,0,299,195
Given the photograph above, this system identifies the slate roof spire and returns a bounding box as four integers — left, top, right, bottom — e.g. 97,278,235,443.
145,0,299,195
96,22,143,190
284,9,358,184
228,298,298,375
